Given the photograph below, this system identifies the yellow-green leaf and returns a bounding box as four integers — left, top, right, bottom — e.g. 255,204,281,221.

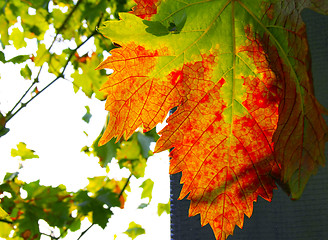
124,221,145,240
11,142,39,161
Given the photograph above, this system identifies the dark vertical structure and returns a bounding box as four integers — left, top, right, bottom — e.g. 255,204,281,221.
170,9,328,240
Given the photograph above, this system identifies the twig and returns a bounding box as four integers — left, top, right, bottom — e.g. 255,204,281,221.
76,223,94,240
48,0,84,51
6,30,98,123
5,0,84,123
41,232,58,240
119,173,132,198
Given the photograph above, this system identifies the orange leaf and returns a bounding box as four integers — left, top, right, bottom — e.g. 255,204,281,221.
97,0,328,239
131,0,160,20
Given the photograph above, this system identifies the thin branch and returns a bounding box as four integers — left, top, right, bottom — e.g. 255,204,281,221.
6,30,98,123
6,64,43,119
40,232,58,240
48,0,84,51
5,0,84,122
77,223,94,240
119,173,132,198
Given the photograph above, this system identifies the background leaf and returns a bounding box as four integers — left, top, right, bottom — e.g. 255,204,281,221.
11,142,39,161
124,221,145,240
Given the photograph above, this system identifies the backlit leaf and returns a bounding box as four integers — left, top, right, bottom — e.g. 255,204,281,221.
124,221,145,240
20,64,32,80
82,106,92,123
72,53,108,100
139,179,154,203
33,43,50,67
97,0,328,239
157,201,170,216
10,28,27,49
11,142,39,161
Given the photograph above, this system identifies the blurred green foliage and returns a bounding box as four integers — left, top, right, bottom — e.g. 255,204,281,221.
0,0,169,239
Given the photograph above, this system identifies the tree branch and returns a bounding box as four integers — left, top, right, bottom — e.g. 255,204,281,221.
77,223,94,240
6,30,98,123
5,0,85,123
119,173,132,199
48,0,84,51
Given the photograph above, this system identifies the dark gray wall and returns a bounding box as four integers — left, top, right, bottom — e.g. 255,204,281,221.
170,9,328,240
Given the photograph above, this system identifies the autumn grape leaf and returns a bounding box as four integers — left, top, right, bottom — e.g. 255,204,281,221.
96,0,328,239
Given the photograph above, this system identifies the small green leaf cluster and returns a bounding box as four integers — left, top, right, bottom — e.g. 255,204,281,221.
0,171,127,239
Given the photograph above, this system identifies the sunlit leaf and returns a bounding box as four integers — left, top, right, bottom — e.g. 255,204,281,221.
124,221,145,240
33,43,50,67
139,179,154,203
10,28,27,49
97,0,328,239
157,201,170,216
72,53,108,100
11,142,39,161
20,64,32,80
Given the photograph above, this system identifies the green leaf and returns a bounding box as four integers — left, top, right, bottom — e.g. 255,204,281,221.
74,190,113,229
82,106,92,123
20,64,32,80
72,53,107,100
117,134,141,160
10,28,27,49
7,55,30,64
33,43,50,66
48,52,67,75
0,112,9,137
9,55,30,64
137,203,149,209
0,51,6,63
157,202,170,216
91,132,119,168
95,188,121,208
11,142,39,161
137,132,153,158
68,218,81,232
0,15,9,46
27,0,50,10
0,127,9,137
118,157,147,179
124,222,145,240
3,172,19,182
117,134,147,178
139,179,154,203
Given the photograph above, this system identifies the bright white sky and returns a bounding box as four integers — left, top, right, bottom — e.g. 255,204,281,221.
0,20,170,239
